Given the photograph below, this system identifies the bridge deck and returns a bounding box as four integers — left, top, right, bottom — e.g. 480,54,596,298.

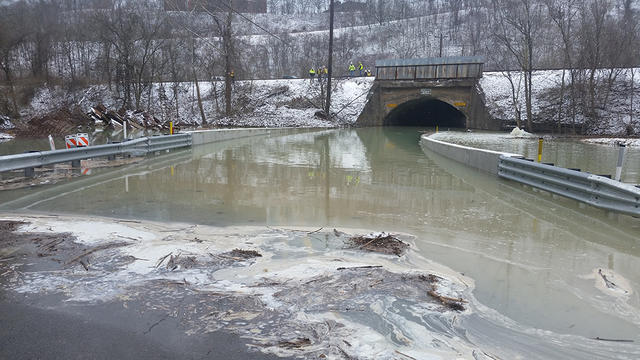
376,56,484,81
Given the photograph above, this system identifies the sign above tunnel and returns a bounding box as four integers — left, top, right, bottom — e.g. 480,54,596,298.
454,102,467,107
420,88,432,96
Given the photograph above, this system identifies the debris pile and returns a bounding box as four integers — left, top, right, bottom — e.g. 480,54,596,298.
153,248,263,272
0,115,14,130
227,248,262,259
0,220,473,359
347,232,409,257
0,220,25,233
88,104,168,131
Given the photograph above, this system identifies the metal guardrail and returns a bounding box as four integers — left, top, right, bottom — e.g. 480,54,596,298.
498,155,640,216
0,134,192,174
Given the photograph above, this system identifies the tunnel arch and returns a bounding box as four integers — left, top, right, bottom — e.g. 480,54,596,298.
384,98,466,128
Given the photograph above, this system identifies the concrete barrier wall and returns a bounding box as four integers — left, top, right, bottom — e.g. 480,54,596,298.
189,128,280,145
421,134,521,174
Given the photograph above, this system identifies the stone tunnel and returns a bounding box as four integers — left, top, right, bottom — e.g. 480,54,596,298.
355,56,499,130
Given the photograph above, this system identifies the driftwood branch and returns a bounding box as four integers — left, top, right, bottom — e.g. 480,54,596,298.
66,242,129,266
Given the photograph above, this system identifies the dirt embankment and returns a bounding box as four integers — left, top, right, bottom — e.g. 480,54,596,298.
15,107,90,137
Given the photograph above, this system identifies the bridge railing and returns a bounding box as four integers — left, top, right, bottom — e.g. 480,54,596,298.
375,56,485,81
498,156,640,216
0,133,192,174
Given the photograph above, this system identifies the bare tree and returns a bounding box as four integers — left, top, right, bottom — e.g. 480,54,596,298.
206,1,236,117
544,0,579,133
0,2,28,115
492,0,543,131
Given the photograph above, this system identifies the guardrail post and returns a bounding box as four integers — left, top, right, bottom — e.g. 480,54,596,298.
24,167,35,178
537,137,543,163
615,144,626,181
71,160,81,168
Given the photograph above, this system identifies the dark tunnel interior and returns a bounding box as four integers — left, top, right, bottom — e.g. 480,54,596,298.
384,98,466,128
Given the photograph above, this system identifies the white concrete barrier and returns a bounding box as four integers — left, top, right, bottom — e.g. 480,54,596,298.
421,134,521,174
188,128,328,146
189,128,274,145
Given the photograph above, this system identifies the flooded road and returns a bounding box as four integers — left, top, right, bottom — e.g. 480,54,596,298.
2,127,640,357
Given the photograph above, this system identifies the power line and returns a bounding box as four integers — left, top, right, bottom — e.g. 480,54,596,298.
218,0,294,48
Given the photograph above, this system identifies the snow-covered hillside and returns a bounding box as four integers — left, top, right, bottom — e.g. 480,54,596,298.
481,69,640,135
21,77,375,130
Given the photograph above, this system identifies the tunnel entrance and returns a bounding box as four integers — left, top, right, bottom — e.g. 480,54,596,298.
384,98,466,128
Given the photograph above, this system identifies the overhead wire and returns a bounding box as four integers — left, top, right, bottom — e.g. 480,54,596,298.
216,0,294,48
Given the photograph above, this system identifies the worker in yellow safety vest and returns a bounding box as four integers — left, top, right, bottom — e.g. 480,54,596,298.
358,62,364,76
309,67,316,83
349,63,356,77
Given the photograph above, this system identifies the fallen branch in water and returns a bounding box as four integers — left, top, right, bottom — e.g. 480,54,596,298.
593,337,634,343
79,259,89,271
307,227,323,234
395,350,417,360
116,235,141,242
66,242,129,266
155,252,172,268
337,265,383,271
427,290,467,311
598,269,618,289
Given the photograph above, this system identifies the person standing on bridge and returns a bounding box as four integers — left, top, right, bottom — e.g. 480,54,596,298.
358,62,364,76
349,63,356,77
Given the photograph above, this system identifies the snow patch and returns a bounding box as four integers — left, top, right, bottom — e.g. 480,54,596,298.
18,220,156,245
509,127,536,138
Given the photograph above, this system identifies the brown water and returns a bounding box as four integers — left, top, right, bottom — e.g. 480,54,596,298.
1,127,640,353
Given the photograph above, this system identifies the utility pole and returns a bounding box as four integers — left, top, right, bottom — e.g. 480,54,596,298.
325,0,334,120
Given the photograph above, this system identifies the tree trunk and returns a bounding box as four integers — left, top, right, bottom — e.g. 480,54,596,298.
631,68,635,127
525,70,533,131
326,0,334,119
223,2,234,117
194,71,206,125
558,69,565,134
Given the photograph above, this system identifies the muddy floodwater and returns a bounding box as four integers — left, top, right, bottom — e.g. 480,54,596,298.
2,127,640,358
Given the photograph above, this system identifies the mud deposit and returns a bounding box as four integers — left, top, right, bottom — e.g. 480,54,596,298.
0,214,481,360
